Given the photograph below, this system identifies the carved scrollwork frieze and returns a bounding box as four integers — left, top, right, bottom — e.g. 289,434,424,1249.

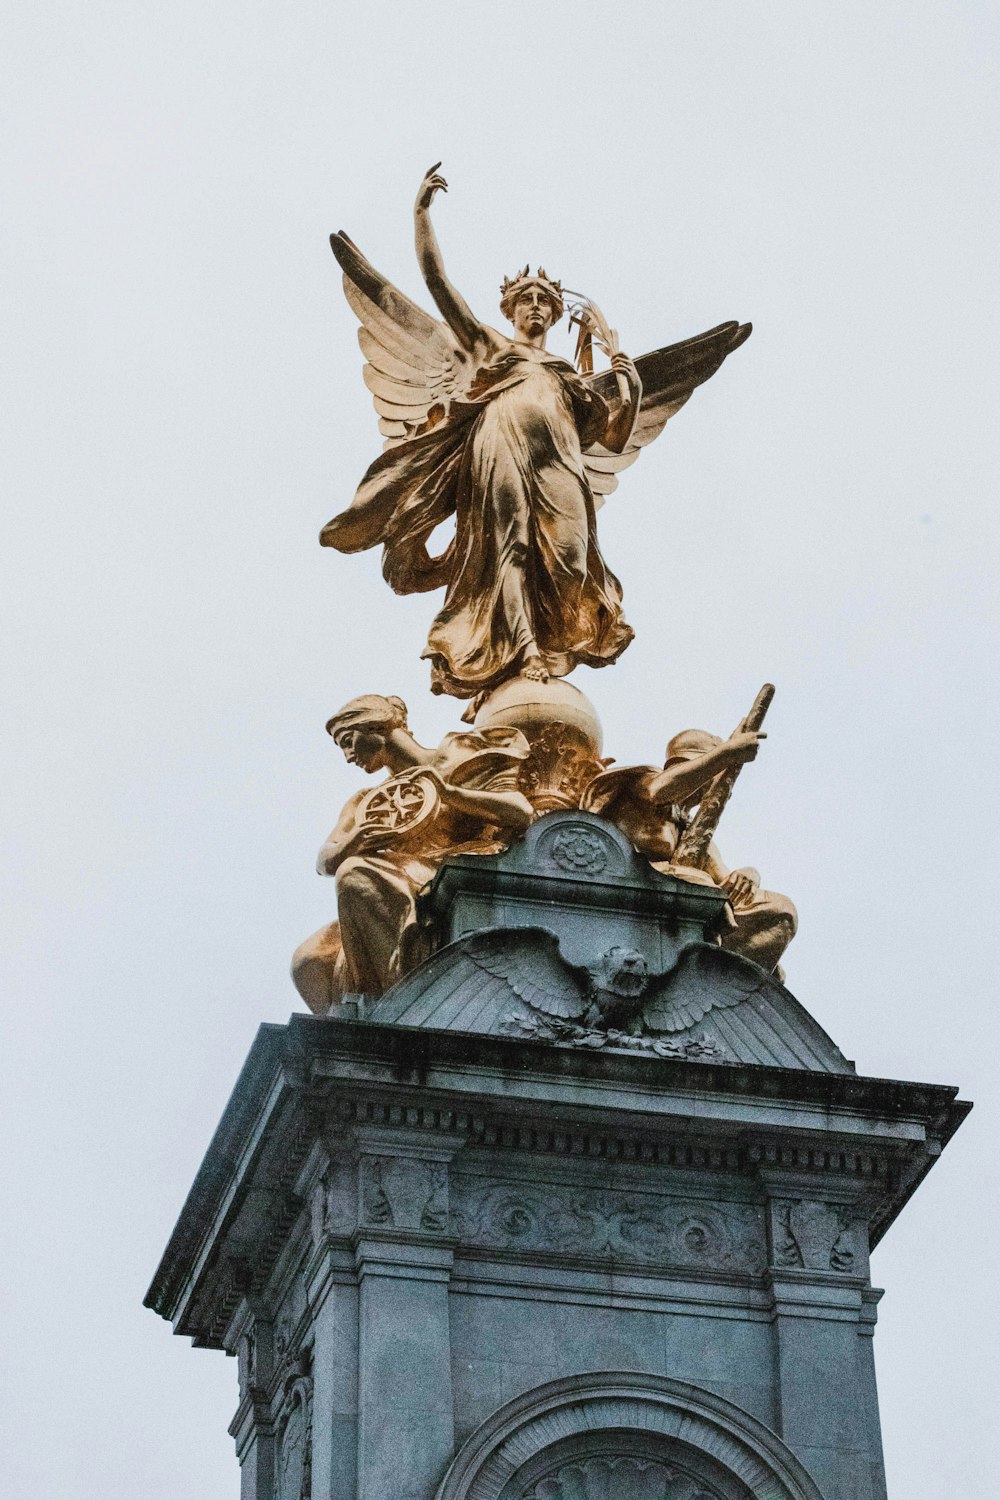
450,1180,766,1273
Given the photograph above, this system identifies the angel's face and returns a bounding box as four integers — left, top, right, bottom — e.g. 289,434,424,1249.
335,725,389,774
512,286,554,339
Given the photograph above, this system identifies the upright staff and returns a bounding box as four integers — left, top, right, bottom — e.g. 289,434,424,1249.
673,683,775,868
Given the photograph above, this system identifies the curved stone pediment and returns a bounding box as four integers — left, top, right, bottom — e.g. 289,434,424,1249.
422,811,731,974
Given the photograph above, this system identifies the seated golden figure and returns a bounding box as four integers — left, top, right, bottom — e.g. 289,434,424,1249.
291,694,532,1013
583,728,797,975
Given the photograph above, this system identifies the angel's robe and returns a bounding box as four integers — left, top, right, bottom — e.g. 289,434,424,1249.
322,342,635,698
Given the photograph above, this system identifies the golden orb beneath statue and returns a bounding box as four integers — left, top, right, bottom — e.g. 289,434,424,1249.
474,674,605,812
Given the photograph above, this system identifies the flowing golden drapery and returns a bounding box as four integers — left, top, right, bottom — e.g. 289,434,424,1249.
291,727,528,1010
321,343,634,698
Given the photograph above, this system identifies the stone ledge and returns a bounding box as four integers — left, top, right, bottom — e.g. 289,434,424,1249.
144,1016,970,1349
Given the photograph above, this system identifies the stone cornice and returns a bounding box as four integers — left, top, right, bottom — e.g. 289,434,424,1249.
427,850,731,927
144,1015,969,1348
293,1014,962,1121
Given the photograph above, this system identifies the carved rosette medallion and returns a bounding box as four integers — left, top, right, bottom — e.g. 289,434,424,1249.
550,827,609,874
534,819,622,878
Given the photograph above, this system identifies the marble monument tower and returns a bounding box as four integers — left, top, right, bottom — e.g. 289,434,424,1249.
145,165,970,1500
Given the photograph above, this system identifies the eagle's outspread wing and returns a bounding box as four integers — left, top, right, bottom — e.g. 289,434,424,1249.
641,942,768,1034
461,928,590,1020
330,231,471,446
582,321,751,500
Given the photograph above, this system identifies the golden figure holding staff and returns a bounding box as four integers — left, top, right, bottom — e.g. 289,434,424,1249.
583,687,797,975
322,164,751,701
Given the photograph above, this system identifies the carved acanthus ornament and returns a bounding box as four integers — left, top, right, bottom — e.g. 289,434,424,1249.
770,1200,864,1274
308,1150,357,1247
360,1154,449,1234
275,1364,313,1500
517,720,606,813
237,1328,256,1399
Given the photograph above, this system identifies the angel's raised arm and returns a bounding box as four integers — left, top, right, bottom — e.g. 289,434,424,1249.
414,164,491,356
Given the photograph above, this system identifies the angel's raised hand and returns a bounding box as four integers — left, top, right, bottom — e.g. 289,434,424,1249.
416,162,449,213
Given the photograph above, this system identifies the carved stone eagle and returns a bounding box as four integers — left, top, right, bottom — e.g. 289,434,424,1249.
460,927,769,1041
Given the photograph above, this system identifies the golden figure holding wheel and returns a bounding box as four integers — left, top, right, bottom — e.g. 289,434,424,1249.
291,694,532,1011
354,768,440,843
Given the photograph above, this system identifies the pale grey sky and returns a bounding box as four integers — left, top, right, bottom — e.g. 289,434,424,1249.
2,2,997,1495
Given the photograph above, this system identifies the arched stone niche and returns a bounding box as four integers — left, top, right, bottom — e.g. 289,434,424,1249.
435,1374,825,1500
499,1430,748,1500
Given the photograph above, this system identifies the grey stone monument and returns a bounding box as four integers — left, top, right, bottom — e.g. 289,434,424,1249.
146,811,969,1500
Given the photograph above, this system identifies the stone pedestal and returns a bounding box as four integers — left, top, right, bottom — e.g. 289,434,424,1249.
146,813,969,1500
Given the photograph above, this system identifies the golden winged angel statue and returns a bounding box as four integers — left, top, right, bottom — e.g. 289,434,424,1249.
321,164,750,701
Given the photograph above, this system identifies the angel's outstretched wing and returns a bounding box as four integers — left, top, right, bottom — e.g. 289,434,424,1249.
582,321,751,500
330,231,471,446
461,928,590,1020
641,942,768,1034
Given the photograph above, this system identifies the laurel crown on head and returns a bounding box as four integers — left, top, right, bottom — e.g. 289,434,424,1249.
499,264,564,325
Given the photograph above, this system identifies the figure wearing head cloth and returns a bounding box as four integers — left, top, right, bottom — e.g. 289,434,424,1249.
325,694,408,739
292,698,533,1013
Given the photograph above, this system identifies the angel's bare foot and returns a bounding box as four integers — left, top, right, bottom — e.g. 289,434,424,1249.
523,654,549,683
